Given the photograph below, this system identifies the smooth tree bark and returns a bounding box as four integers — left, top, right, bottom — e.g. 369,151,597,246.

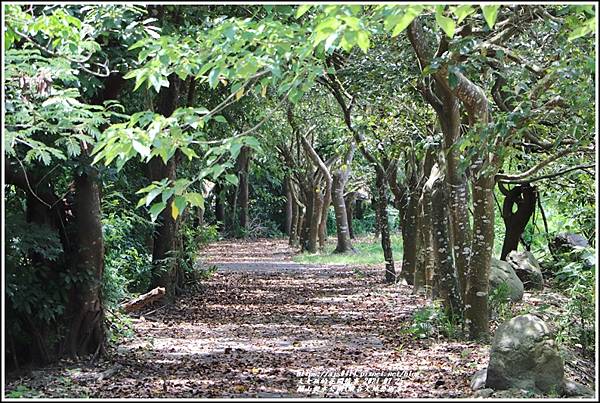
413,148,436,293
318,178,332,249
400,164,420,286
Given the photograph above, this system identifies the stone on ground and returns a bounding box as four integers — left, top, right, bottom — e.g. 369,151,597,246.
506,251,544,290
549,233,589,255
485,314,564,394
489,258,524,302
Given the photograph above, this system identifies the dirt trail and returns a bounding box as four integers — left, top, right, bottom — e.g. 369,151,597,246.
6,239,490,398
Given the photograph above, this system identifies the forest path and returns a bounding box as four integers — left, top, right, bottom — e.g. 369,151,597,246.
98,239,487,397
7,239,489,398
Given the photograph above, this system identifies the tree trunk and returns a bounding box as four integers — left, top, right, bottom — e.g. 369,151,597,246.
427,165,463,317
414,190,430,294
499,184,537,260
344,192,357,239
146,75,180,295
464,175,496,339
318,182,331,249
399,180,420,285
63,169,105,358
333,175,355,253
439,97,472,299
284,175,293,236
300,186,313,251
376,173,395,283
237,146,251,233
356,198,364,220
307,186,323,253
148,157,179,295
214,182,225,231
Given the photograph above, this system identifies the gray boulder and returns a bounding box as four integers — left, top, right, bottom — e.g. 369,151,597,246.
486,314,564,394
549,233,589,255
490,258,524,302
507,251,544,290
470,369,487,390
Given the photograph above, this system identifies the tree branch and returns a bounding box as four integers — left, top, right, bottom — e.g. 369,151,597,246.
494,148,581,182
497,163,595,184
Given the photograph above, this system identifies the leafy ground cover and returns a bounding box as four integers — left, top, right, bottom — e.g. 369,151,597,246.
4,239,594,398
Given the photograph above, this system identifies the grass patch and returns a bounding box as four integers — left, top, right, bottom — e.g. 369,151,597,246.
292,235,403,265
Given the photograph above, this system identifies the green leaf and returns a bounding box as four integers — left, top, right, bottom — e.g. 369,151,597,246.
243,136,260,149
452,5,475,24
389,6,424,37
208,68,220,89
181,147,198,160
145,187,162,207
229,142,243,159
568,18,595,41
295,5,311,19
225,174,239,186
356,30,370,53
149,201,167,222
185,192,204,208
213,115,227,123
435,8,456,38
481,5,501,29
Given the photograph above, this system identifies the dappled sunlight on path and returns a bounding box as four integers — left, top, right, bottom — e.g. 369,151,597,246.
7,239,490,398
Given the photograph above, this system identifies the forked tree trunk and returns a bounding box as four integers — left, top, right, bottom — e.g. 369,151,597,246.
499,183,537,260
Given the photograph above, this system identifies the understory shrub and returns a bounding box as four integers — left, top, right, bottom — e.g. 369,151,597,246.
550,247,595,357
102,210,154,306
405,301,461,340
